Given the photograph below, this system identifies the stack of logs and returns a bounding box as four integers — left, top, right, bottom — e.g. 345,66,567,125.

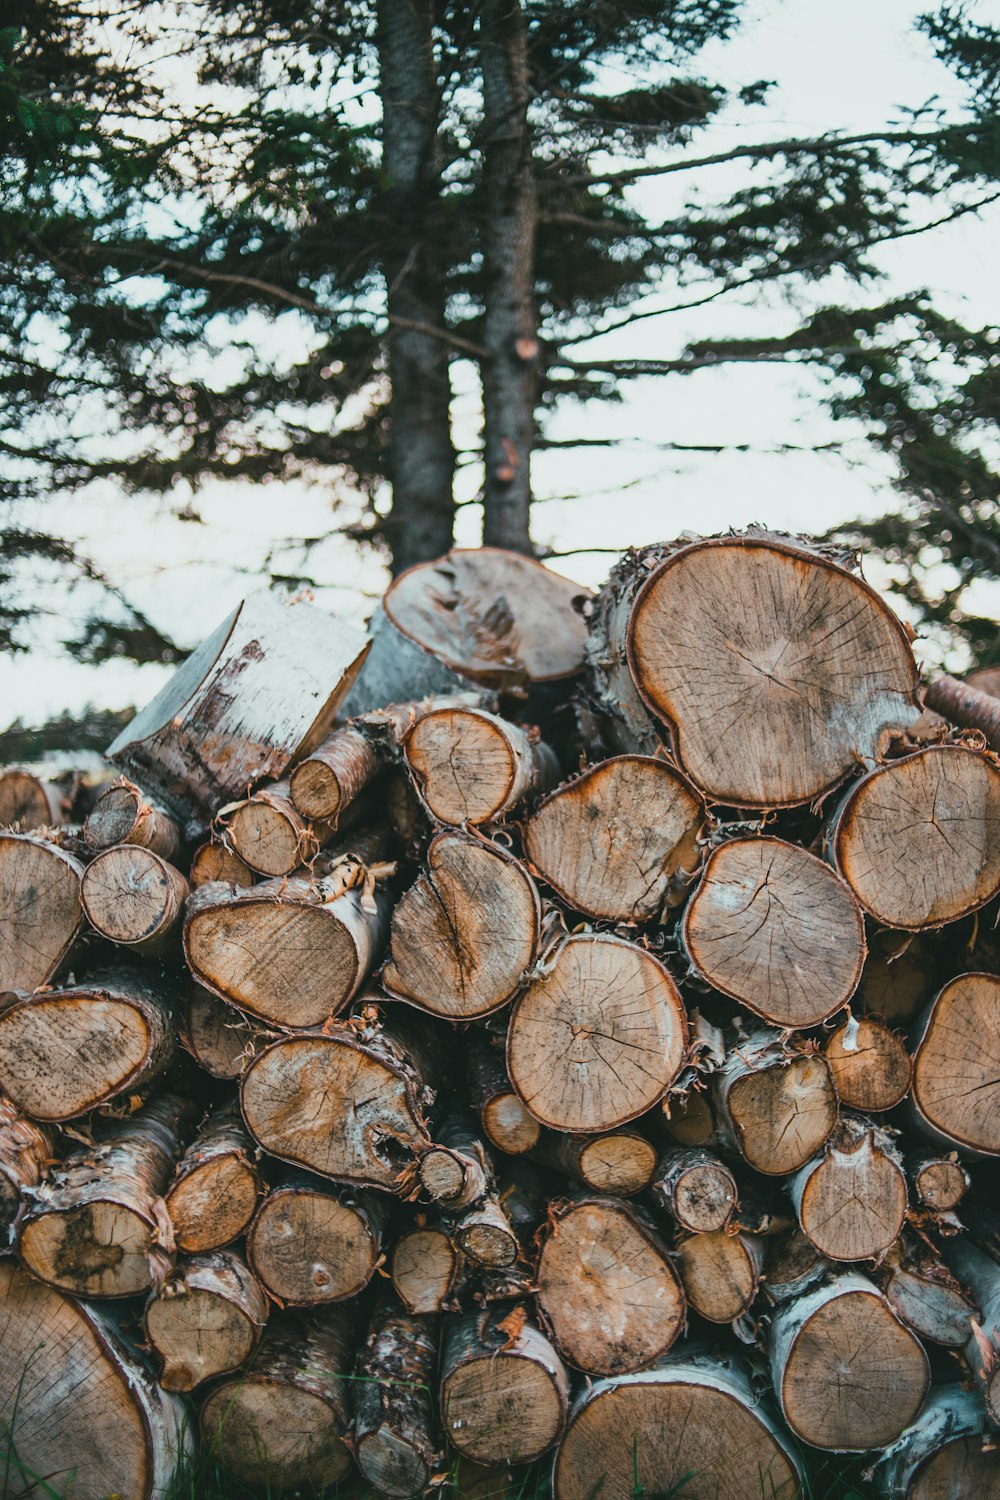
3,533,1000,1500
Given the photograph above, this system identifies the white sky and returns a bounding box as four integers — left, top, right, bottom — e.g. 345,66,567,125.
2,0,997,727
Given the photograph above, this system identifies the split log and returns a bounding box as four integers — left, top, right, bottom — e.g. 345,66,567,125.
0,1260,192,1500
523,754,705,922
830,745,1000,929
404,706,557,826
0,832,84,992
106,590,370,831
144,1248,268,1391
880,1234,979,1348
507,933,688,1132
535,1197,685,1375
942,1237,1000,1424
858,929,942,1024
189,837,255,887
763,1230,830,1305
241,1012,436,1190
247,1174,391,1305
0,1092,52,1240
17,1091,196,1298
81,844,189,954
200,1306,356,1487
353,1302,441,1497
164,1104,262,1253
712,1029,838,1176
925,673,1000,751
535,1128,658,1198
0,768,63,830
874,1384,1000,1499
83,777,182,861
0,967,177,1120
440,1308,570,1464
911,972,1000,1155
182,986,269,1078
553,1351,803,1500
682,836,865,1028
419,1117,492,1208
391,1219,464,1313
466,1032,540,1155
789,1116,907,1262
675,1228,765,1324
907,1150,970,1213
823,1013,912,1111
383,831,540,1019
769,1273,930,1450
650,1146,737,1232
221,779,333,877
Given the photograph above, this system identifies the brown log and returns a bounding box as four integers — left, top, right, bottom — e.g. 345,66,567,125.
873,1384,1000,1500
880,1233,979,1348
0,1260,192,1498
383,830,540,1019
221,778,334,877
0,768,64,830
831,745,1000,929
823,1013,912,1111
650,1146,738,1232
290,723,381,822
240,1010,436,1190
0,966,177,1120
907,1149,971,1213
353,1302,442,1497
924,672,1000,750
535,1197,685,1375
712,1029,838,1176
182,986,270,1078
466,1031,540,1155
507,933,688,1132
391,1219,464,1314
675,1227,765,1324
17,1091,196,1297
0,1091,52,1239
83,777,182,861
0,832,84,992
440,1307,570,1464
247,1173,391,1305
911,972,1000,1155
523,754,705,922
451,1191,521,1269
164,1103,263,1253
419,1116,492,1208
858,929,943,1024
189,837,255,887
200,1305,356,1487
404,706,557,826
682,836,865,1028
535,1128,658,1198
789,1116,907,1262
763,1229,830,1305
144,1248,268,1391
81,844,189,955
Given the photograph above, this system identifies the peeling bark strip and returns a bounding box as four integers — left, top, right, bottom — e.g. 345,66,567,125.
81,845,189,954
823,1014,912,1111
0,832,83,992
144,1248,268,1392
873,1384,999,1499
440,1309,570,1465
0,769,63,830
0,1260,192,1499
353,1302,442,1498
650,1146,738,1232
404,706,557,826
831,745,1000,929
0,967,177,1120
880,1234,979,1348
941,1237,1000,1424
164,1104,262,1253
911,972,1000,1155
466,1030,539,1154
0,1092,52,1239
789,1116,907,1262
247,1174,391,1305
84,777,181,861
712,1028,838,1175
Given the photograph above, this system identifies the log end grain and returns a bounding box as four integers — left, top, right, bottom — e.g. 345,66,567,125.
823,1015,912,1111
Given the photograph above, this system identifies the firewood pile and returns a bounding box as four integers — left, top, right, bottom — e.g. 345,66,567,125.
2,531,1000,1500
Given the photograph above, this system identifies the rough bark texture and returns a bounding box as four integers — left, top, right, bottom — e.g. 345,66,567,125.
440,1308,570,1464
789,1116,907,1262
290,724,382,822
0,769,64,830
0,832,83,992
419,1116,493,1208
405,706,557,826
353,1302,442,1497
84,777,182,861
650,1146,738,1232
874,1384,1000,1499
0,1091,52,1240
911,972,1000,1155
164,1103,262,1253
942,1237,1000,1424
675,1228,765,1324
391,1219,464,1313
247,1174,391,1304
880,1234,979,1348
81,844,189,954
466,1030,540,1154
712,1029,839,1175
823,1014,912,1111
924,673,1000,750
144,1248,268,1391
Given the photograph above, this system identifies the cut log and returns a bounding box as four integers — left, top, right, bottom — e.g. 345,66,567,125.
880,1234,979,1348
106,590,370,831
419,1116,492,1208
523,754,705,922
907,1150,970,1213
182,986,269,1078
789,1116,907,1262
682,836,865,1028
942,1237,1000,1424
353,1302,441,1497
675,1228,765,1324
383,831,540,1019
0,1092,52,1240
874,1384,1000,1499
858,929,942,1024
911,972,1000,1155
337,604,474,720
0,832,84,992
290,724,380,822
713,1029,838,1176
221,779,333,877
660,1086,718,1148
507,933,688,1132
17,1091,195,1298
466,1031,540,1155
823,1013,912,1111
391,1220,464,1314
925,673,1000,751
763,1229,830,1305
535,1197,685,1375
200,1306,356,1487
769,1273,930,1450
189,837,255,887
0,1260,192,1500
81,844,189,955
451,1191,520,1269
404,706,557,826
0,768,63,830
164,1104,262,1253
553,1351,803,1500
144,1248,268,1391
535,1128,658,1198
83,777,182,861
240,1012,436,1190
247,1174,390,1305
831,745,1000,929
650,1146,738,1232
440,1308,570,1464
0,967,177,1120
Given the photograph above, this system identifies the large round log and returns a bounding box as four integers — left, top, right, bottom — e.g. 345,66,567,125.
466,1031,540,1155
164,1103,262,1253
247,1174,390,1304
353,1303,441,1498
651,1147,738,1233
0,1092,52,1240
84,777,182,861
874,1384,1000,1499
0,832,83,992
0,768,63,830
507,933,688,1132
675,1229,765,1324
789,1116,907,1262
523,755,704,922
440,1308,570,1465
382,831,540,1020
911,972,1000,1155
144,1248,268,1392
405,706,557,826
823,1014,912,1111
713,1029,838,1175
81,844,189,955
831,745,1000,929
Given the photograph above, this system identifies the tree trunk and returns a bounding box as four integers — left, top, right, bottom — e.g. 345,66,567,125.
0,769,64,831
712,1028,838,1176
221,779,335,877
675,1228,765,1324
789,1116,907,1262
535,1128,658,1198
83,776,182,861
404,706,557,826
144,1248,268,1391
906,1149,970,1213
466,1030,540,1155
247,1173,391,1305
182,987,270,1078
873,1384,997,1499
0,1093,52,1239
0,966,177,1121
164,1103,263,1253
879,1233,979,1348
440,1308,569,1464
911,971,1000,1155
391,1219,465,1313
650,1146,738,1232
353,1302,442,1497
823,1013,912,1111
189,838,254,888
0,832,83,992
81,845,189,955
924,672,1000,750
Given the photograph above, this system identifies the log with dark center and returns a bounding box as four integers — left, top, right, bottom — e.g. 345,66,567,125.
84,777,182,861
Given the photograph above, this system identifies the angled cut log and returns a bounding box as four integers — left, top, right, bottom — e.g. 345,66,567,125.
858,929,942,1023
466,1031,540,1155
789,1116,907,1262
650,1146,738,1232
391,1219,464,1314
880,1234,979,1348
0,1092,52,1240
353,1302,441,1498
164,1104,262,1253
0,832,84,992
874,1384,1000,1499
712,1029,838,1175
823,1014,912,1111
247,1174,391,1305
831,745,1000,929
182,987,269,1078
907,1149,970,1213
0,967,177,1120
535,1128,658,1198
507,933,688,1132
450,1193,519,1269
84,777,181,861
0,768,63,830
682,836,865,1028
675,1228,765,1324
911,972,1000,1155
404,706,557,826
189,838,254,887
523,754,705,921
440,1308,570,1465
144,1248,268,1391
81,845,189,954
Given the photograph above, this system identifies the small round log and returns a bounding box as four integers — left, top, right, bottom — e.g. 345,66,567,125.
911,972,1000,1155
675,1228,764,1323
405,706,557,826
769,1273,930,1451
164,1103,262,1253
535,1129,658,1198
391,1221,464,1314
831,745,1000,929
452,1192,520,1269
713,1029,838,1176
535,1197,685,1376
659,1087,718,1148
440,1308,570,1465
858,929,942,1023
247,1174,390,1305
466,1032,540,1155
823,1014,912,1111
881,1234,979,1348
189,838,255,887
182,987,269,1078
223,779,333,877
353,1302,442,1498
907,1150,970,1213
383,831,540,1020
874,1384,1000,1499
682,836,865,1028
508,934,688,1133
419,1117,492,1209
0,769,63,830
290,724,381,822
0,832,83,993
523,755,705,922
650,1147,738,1232
81,845,189,955
789,1116,907,1262
0,1092,52,1239
763,1230,830,1306
144,1248,268,1391
84,777,181,861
